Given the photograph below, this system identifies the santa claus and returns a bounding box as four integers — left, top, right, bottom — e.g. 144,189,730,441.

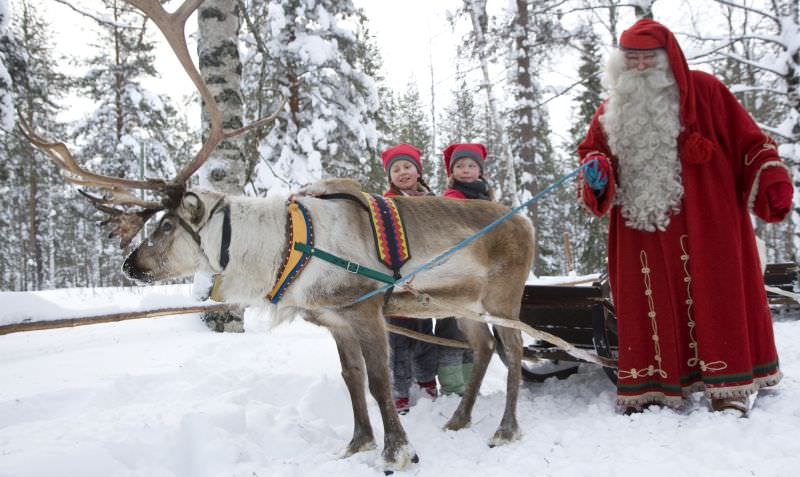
578,18,794,415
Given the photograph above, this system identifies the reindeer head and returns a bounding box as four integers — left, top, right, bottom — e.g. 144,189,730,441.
123,190,226,282
20,0,283,283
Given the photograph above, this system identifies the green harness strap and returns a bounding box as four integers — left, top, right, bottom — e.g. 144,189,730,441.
293,242,396,285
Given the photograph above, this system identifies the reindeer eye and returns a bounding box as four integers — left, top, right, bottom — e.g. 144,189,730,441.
160,220,175,233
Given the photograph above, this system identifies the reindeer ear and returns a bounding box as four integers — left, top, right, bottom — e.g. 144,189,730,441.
181,193,205,225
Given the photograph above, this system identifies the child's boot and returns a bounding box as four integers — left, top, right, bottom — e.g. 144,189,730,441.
394,397,410,415
437,365,466,396
417,379,438,399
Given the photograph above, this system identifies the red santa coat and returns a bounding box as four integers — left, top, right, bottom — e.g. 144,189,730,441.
579,70,792,407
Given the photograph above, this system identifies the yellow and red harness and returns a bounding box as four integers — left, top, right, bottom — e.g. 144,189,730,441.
267,194,411,303
210,195,411,304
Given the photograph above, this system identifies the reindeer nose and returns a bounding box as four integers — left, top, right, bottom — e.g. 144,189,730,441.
123,251,151,282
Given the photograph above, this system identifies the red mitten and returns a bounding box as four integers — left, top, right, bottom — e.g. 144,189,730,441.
753,167,793,222
766,182,793,211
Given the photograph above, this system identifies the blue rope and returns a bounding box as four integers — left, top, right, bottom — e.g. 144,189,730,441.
353,160,596,304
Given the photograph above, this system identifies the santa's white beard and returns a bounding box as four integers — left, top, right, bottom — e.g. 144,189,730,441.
600,51,683,232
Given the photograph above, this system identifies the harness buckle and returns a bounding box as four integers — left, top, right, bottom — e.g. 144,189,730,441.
345,261,361,274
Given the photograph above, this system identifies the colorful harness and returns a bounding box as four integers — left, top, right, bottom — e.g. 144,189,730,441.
265,194,412,303
266,201,315,304
361,192,411,277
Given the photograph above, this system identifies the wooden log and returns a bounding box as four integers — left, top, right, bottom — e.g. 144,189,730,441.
385,323,469,349
0,304,235,336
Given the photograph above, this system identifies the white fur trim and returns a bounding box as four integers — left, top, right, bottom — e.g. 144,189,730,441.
616,393,684,410
747,161,791,212
616,370,782,409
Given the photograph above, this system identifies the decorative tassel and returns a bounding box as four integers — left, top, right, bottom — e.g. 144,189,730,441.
682,131,713,165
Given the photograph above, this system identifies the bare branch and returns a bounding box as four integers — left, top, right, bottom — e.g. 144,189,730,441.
52,0,141,29
714,0,780,26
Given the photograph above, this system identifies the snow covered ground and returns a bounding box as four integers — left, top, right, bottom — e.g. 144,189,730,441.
1,285,799,477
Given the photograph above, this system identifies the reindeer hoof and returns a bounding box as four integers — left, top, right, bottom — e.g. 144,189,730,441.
339,437,377,458
380,444,418,474
488,427,521,447
444,414,471,431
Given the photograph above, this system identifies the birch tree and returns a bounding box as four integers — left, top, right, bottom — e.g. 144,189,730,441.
459,0,519,205
198,0,246,195
196,0,247,332
0,0,12,131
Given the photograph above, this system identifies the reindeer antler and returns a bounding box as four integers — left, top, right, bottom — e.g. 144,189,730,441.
127,0,285,183
19,0,285,248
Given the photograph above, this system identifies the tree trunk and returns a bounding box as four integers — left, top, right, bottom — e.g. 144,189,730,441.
512,0,540,269
27,156,41,289
198,0,246,195
466,1,519,205
197,0,245,332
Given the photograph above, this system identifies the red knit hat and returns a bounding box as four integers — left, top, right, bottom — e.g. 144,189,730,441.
381,143,423,174
619,18,711,164
443,143,487,177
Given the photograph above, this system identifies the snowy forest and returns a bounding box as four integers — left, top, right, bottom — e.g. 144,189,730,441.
0,0,798,292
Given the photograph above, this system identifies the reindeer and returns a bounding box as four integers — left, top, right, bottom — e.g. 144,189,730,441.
20,0,534,472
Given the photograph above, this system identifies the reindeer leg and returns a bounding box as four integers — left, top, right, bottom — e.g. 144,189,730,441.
488,325,522,446
327,325,377,457
347,304,418,472
482,271,526,447
444,320,495,431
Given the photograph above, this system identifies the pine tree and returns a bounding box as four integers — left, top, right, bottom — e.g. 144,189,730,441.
353,21,390,194
0,0,72,290
394,81,432,160
567,28,608,275
71,0,192,286
503,0,567,275
371,80,437,191
240,0,379,192
438,79,485,189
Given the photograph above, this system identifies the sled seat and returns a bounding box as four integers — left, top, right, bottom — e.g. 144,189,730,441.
511,279,618,383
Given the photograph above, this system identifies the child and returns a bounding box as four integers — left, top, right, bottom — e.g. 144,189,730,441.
380,143,438,414
436,142,493,395
443,143,493,201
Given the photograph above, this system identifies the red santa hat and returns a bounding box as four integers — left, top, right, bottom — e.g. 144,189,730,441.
619,19,712,164
443,143,487,176
381,143,423,174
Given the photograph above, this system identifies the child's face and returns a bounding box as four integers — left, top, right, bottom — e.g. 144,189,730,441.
451,158,481,182
389,160,420,191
